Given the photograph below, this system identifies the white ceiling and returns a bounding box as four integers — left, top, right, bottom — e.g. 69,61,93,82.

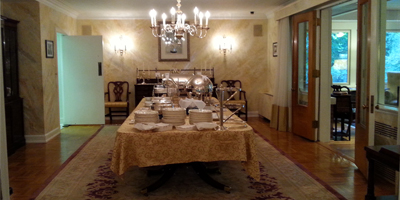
33,0,295,20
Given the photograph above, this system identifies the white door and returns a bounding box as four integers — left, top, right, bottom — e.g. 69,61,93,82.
60,36,104,125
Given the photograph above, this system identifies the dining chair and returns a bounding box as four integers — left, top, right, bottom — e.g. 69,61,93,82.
105,81,131,123
331,94,353,141
220,80,247,121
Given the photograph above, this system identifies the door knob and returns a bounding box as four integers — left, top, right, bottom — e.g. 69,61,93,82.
375,105,380,110
362,104,369,109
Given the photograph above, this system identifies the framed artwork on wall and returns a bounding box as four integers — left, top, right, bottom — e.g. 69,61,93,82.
273,42,278,57
45,40,54,58
158,22,190,62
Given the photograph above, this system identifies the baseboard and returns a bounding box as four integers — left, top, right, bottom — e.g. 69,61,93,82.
25,127,61,143
248,111,259,118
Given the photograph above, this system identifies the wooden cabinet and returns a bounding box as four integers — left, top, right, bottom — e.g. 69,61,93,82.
2,16,25,156
134,84,154,107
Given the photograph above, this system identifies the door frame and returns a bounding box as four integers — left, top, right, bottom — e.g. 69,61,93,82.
0,0,11,198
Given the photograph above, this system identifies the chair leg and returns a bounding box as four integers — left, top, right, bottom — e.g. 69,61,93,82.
245,103,248,122
109,108,113,123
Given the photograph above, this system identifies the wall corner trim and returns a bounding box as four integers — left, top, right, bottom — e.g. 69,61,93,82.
25,127,61,143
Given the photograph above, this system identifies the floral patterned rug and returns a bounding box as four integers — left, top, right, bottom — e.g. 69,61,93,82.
33,125,345,200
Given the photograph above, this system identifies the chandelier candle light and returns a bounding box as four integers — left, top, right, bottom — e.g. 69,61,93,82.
149,0,210,41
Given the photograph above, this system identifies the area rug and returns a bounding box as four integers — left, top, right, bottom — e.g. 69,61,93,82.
32,125,345,200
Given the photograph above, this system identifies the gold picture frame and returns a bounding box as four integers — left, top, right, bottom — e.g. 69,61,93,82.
158,22,190,62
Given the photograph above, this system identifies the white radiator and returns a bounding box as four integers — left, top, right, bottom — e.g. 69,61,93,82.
258,93,273,120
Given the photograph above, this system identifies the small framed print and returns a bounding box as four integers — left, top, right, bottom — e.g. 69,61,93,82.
45,40,54,58
273,42,278,57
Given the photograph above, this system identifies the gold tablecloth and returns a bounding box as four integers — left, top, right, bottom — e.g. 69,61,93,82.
110,98,260,181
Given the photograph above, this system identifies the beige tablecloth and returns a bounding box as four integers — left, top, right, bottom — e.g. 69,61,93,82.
110,98,260,181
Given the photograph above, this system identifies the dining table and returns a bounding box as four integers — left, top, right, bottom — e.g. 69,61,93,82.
110,97,260,195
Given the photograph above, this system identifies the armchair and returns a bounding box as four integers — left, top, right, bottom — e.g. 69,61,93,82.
105,81,131,123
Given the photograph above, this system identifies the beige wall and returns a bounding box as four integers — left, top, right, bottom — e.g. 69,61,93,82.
3,2,44,136
3,2,77,136
40,4,76,134
77,19,276,113
3,2,280,139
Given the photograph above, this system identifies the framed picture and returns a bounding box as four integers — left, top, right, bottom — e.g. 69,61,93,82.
45,40,54,58
273,42,278,57
158,22,190,62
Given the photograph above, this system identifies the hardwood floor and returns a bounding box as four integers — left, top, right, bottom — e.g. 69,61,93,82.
8,125,101,200
248,117,394,200
7,118,394,200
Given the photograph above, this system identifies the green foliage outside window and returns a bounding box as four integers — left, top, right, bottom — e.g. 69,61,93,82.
331,32,349,83
385,32,400,82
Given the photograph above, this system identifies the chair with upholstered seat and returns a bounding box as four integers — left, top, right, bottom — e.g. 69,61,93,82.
105,81,131,123
220,80,248,121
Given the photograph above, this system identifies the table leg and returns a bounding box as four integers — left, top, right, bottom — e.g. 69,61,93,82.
140,165,177,196
191,162,231,193
365,159,376,200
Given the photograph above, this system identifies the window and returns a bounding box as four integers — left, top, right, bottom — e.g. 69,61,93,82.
331,31,350,84
383,31,400,106
377,0,400,108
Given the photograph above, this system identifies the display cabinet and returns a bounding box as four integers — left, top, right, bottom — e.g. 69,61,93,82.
2,16,25,156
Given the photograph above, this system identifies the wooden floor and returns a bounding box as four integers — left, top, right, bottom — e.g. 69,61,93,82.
7,118,394,200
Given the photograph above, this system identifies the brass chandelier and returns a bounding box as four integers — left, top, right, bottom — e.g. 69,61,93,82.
149,0,210,41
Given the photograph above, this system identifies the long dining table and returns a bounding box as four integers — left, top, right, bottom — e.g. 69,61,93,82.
110,98,260,194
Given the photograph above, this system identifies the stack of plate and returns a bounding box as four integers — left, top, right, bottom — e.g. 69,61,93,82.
134,110,159,123
161,108,186,126
189,109,212,125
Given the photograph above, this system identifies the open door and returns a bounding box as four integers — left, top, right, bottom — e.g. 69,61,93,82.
354,0,376,177
59,36,105,125
292,11,318,141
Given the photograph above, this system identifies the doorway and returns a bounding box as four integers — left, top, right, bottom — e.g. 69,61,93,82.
324,1,358,161
57,34,105,126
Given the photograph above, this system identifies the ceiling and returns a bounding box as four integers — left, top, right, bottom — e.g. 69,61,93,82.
31,0,295,20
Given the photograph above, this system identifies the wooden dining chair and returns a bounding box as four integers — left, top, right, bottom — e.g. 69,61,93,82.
105,81,131,123
220,80,248,121
331,94,353,141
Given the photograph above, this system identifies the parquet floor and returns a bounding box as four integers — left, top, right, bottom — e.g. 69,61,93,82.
7,118,394,200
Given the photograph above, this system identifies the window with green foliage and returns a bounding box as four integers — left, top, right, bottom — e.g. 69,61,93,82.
385,32,400,81
331,31,350,84
383,31,400,106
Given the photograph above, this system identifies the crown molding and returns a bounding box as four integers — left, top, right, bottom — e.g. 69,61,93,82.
36,0,79,19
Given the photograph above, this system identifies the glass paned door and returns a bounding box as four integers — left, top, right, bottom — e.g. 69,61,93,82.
297,21,309,106
292,10,317,141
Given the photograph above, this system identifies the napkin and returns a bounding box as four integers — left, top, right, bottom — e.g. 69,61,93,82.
179,98,206,109
194,122,218,130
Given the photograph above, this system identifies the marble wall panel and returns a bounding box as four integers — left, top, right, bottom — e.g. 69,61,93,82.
77,19,278,113
3,2,44,136
40,4,77,133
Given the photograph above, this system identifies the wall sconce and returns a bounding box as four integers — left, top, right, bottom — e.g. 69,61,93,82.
114,35,127,56
219,35,232,55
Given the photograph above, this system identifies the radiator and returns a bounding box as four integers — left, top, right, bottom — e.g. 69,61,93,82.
258,93,273,120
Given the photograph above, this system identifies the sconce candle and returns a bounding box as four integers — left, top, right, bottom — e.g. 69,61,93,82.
219,35,232,56
115,35,127,56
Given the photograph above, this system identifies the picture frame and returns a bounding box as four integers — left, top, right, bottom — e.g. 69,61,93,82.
158,22,190,62
45,40,54,58
273,42,278,57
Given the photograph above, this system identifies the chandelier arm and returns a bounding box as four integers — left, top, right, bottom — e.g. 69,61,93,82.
151,27,166,38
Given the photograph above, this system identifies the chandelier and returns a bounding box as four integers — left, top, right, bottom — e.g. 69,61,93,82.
149,0,210,41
